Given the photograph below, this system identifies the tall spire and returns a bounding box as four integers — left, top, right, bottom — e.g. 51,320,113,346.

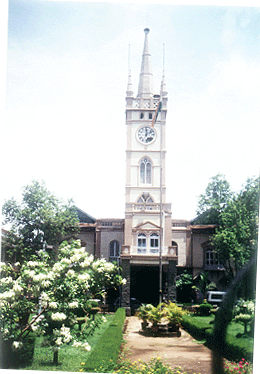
137,28,154,99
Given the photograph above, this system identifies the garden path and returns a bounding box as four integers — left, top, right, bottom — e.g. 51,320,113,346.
122,316,213,374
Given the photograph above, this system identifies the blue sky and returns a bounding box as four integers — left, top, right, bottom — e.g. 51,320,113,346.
2,0,260,220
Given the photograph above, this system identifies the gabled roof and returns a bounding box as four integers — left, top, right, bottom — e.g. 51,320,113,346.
75,207,96,224
133,221,160,231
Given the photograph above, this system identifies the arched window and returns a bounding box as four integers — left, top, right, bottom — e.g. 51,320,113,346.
150,233,159,253
137,233,146,253
171,241,178,255
140,158,152,184
109,240,120,260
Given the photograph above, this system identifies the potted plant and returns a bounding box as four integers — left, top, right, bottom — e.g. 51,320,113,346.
136,304,153,330
147,304,166,333
165,302,185,333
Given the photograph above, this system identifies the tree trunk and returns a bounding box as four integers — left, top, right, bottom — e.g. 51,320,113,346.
53,350,58,365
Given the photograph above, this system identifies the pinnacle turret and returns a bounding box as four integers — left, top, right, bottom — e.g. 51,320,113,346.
160,70,168,97
126,70,134,97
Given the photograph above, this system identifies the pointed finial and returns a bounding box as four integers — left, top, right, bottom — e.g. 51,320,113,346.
137,27,154,98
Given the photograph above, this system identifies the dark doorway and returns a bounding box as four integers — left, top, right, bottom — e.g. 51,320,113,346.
130,265,160,305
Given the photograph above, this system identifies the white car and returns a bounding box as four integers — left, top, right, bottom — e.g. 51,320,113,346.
207,291,226,304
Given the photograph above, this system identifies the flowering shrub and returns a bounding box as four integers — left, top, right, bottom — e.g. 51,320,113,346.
0,240,125,367
233,299,255,334
224,358,252,373
115,357,201,374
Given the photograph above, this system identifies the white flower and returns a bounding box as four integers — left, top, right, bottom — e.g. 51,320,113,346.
72,340,82,347
13,281,23,295
31,323,40,333
101,316,107,323
61,258,71,265
55,337,63,346
0,290,15,302
82,342,91,351
27,261,39,268
66,269,75,278
3,328,9,337
33,273,47,283
49,301,58,309
0,276,13,285
23,269,36,278
0,262,7,272
51,312,67,321
53,262,65,273
68,301,78,309
72,340,91,351
40,292,50,307
12,341,23,350
121,278,127,285
80,254,94,268
70,254,82,263
78,273,90,282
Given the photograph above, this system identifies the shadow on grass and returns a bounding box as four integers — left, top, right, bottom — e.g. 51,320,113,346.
38,361,62,367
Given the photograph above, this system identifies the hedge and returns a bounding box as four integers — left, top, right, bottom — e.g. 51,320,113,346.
182,314,254,362
84,308,126,372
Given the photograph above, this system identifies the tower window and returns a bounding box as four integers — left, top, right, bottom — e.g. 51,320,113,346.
140,158,152,184
140,112,144,119
149,113,153,119
150,233,159,253
137,233,146,253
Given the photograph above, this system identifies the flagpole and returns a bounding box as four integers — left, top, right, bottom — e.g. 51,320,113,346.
159,97,163,305
159,43,165,306
151,93,163,305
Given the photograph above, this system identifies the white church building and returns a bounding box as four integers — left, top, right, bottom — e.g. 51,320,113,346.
77,29,223,314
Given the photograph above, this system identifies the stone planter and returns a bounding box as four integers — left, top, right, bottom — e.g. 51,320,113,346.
141,320,148,330
168,324,180,333
151,324,159,333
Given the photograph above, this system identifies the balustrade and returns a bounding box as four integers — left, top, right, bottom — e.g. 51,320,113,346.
121,246,177,257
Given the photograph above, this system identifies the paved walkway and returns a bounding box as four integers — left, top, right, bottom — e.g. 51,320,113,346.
122,316,213,374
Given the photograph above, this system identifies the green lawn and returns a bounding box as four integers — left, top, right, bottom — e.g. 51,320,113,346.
22,313,115,372
182,313,254,362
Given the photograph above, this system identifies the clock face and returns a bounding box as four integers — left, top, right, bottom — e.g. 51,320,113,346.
137,126,156,144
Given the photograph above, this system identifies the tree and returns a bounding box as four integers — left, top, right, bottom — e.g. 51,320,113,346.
0,240,125,367
212,177,259,280
194,174,232,225
2,180,80,263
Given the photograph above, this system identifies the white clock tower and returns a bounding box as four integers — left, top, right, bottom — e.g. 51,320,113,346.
123,28,172,254
121,28,177,313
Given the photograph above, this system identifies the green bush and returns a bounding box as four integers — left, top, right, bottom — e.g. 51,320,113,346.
84,308,126,372
198,302,213,316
